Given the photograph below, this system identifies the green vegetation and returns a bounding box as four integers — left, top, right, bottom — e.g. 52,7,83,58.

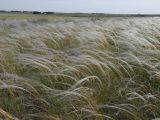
1,12,160,20
0,16,160,120
0,13,63,20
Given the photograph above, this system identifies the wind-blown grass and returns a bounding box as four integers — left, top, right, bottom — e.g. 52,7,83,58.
0,17,160,120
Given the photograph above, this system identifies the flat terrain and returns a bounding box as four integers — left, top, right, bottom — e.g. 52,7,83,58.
0,13,69,20
0,14,160,120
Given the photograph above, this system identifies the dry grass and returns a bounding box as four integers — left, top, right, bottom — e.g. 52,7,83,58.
0,17,160,120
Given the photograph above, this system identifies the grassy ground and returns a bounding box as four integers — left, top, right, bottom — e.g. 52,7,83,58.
0,13,68,20
0,15,160,120
0,13,38,19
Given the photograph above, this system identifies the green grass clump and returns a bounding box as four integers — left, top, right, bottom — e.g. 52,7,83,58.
0,17,160,120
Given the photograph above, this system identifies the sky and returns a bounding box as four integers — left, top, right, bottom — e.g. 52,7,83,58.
0,0,160,14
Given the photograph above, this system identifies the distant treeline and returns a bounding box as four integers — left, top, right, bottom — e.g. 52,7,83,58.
0,10,55,15
0,10,160,17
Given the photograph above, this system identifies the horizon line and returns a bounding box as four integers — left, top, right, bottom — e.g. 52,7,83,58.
1,10,160,15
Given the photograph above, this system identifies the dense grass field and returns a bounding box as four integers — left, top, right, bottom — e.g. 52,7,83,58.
0,15,160,120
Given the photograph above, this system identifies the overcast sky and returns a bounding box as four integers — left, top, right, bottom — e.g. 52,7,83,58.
0,0,160,14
